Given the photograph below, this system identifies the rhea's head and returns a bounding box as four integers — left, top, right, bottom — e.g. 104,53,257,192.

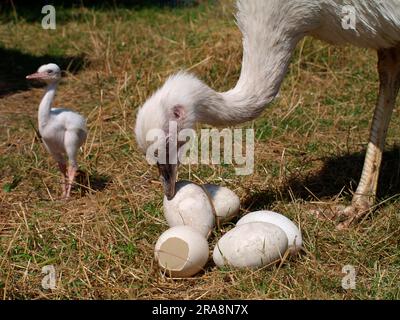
26,63,62,84
135,72,208,200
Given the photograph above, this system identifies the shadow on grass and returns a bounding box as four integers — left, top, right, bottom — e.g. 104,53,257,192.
243,146,400,211
0,0,204,23
0,46,85,97
75,169,112,196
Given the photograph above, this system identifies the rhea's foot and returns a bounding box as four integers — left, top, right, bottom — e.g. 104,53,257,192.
309,200,372,230
61,182,69,199
335,200,371,230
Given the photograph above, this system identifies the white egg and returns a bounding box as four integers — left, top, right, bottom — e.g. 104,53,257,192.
236,210,302,253
163,181,215,238
213,222,288,269
155,225,209,277
202,184,240,223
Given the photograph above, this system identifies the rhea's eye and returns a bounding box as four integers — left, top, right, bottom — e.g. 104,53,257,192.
47,70,53,74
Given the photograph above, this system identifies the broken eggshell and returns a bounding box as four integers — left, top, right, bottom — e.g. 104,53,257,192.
155,225,209,277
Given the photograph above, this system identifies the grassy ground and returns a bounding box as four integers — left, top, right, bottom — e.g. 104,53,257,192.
0,1,399,299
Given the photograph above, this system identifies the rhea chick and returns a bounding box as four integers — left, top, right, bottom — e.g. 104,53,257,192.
27,63,87,199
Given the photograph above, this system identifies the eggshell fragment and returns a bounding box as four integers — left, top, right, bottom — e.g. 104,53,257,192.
202,184,240,223
163,181,215,238
155,226,209,277
236,210,302,253
213,222,288,268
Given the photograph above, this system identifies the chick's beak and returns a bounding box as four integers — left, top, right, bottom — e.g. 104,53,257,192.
157,163,178,200
26,72,47,80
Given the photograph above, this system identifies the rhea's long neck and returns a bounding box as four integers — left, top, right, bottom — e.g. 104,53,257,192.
195,41,299,126
38,82,58,128
195,1,313,126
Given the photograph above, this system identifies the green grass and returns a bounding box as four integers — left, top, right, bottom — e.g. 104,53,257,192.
0,0,399,299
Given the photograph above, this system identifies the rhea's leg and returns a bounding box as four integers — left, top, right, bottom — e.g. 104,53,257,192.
64,130,83,199
65,164,77,199
48,148,67,198
336,46,400,229
57,161,68,198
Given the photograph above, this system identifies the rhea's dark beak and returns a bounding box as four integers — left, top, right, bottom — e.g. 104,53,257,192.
157,162,178,200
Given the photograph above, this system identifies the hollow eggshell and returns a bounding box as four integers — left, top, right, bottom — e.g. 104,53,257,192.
155,225,209,277
213,222,288,268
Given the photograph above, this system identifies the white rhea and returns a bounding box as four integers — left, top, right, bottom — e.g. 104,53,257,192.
27,63,87,199
135,0,400,228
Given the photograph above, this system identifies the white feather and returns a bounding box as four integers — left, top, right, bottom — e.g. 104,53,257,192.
135,0,400,152
35,64,87,167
